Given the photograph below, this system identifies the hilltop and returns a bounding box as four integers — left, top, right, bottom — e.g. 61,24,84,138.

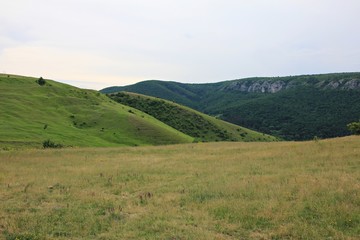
0,74,193,148
101,73,360,140
108,92,277,142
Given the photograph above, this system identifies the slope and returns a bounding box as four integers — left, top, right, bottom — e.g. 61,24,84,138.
108,92,277,142
0,74,193,148
101,73,360,140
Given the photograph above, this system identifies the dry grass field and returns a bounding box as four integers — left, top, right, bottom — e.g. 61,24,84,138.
0,136,359,239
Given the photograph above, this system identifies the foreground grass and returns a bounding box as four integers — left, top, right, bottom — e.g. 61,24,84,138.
0,137,359,239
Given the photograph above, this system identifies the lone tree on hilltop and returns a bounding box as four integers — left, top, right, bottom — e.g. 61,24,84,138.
37,77,46,86
347,121,360,135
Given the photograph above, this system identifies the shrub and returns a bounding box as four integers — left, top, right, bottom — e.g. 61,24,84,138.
37,77,46,86
43,139,63,148
347,121,360,135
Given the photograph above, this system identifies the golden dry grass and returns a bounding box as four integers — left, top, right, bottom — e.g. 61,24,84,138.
0,136,359,239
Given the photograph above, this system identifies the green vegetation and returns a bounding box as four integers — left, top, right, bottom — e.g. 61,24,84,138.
36,77,46,86
108,92,277,142
1,136,359,239
347,121,360,135
102,73,360,140
0,74,193,149
222,88,360,140
42,139,63,149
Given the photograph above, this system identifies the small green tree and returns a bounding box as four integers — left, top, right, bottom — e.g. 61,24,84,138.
37,77,46,86
347,121,360,135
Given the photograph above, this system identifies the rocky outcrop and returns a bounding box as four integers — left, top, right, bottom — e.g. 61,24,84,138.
224,78,360,93
225,80,286,93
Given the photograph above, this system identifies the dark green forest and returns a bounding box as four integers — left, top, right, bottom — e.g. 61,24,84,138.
221,88,360,140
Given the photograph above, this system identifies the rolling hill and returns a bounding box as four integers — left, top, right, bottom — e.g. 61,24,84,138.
108,92,277,142
101,72,360,140
0,74,193,148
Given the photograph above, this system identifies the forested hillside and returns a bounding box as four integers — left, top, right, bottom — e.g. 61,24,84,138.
108,92,277,142
101,73,360,140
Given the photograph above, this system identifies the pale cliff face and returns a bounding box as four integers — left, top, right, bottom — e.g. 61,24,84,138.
224,78,360,93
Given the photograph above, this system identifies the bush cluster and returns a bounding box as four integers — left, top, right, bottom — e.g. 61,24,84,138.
43,139,63,148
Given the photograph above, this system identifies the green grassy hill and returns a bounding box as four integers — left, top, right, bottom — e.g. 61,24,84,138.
0,74,193,148
108,92,277,142
101,73,360,140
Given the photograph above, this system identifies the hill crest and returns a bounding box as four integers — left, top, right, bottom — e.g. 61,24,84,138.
102,72,360,95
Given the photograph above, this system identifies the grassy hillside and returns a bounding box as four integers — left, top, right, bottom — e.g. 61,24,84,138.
1,136,359,239
0,74,193,148
101,73,360,140
108,92,277,142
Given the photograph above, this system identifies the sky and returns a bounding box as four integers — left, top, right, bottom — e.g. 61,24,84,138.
1,0,360,90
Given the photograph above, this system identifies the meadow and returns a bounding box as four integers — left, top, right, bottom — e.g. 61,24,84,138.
0,136,359,239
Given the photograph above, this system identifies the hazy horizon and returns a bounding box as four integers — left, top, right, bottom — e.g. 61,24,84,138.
1,0,360,90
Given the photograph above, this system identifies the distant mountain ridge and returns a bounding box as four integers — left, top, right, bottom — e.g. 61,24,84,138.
101,73,360,104
102,72,360,95
101,73,360,140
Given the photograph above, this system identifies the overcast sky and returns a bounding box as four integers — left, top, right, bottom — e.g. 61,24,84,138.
1,0,360,90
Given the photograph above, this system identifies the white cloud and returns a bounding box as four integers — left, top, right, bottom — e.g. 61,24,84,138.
1,0,360,89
